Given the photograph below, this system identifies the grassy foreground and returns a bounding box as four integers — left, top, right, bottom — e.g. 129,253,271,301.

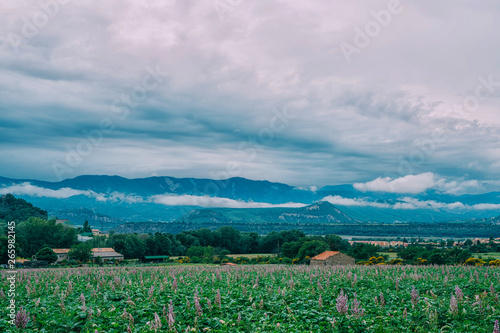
1,265,499,332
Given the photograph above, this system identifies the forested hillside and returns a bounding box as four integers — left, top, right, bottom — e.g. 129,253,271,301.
0,193,47,223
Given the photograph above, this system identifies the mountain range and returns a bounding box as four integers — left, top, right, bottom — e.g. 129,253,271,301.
0,175,499,231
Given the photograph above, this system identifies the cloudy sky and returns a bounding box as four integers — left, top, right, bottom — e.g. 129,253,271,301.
1,0,499,193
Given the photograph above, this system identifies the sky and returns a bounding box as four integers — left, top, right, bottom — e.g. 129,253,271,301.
1,0,500,194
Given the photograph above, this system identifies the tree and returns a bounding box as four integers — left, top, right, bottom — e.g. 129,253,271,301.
348,243,379,260
17,217,78,258
35,247,57,264
281,241,302,259
187,246,206,258
297,240,329,259
82,220,92,233
324,234,351,252
95,256,103,266
69,243,92,262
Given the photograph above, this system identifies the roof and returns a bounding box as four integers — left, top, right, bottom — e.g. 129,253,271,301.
52,248,122,255
144,255,170,259
221,262,237,266
92,248,117,253
53,249,70,254
311,251,340,260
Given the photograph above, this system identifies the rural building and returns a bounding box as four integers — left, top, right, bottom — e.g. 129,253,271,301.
53,248,70,263
140,255,170,263
77,234,93,242
92,248,124,262
310,251,355,266
52,248,124,263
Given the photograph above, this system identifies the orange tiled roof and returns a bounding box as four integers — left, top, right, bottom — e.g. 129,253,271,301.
53,248,119,254
92,248,117,253
311,251,340,260
52,248,70,254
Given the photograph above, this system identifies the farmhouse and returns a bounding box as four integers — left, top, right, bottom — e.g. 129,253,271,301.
92,248,124,262
310,251,355,266
52,247,124,263
53,248,71,263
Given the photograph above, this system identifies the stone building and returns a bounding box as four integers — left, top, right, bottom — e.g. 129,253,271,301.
310,251,355,266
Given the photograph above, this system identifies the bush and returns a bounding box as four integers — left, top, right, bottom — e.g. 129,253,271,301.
35,247,58,264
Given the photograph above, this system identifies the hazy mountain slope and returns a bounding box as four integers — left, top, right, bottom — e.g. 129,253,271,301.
1,175,499,227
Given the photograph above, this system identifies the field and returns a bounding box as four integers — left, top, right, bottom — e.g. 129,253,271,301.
379,252,398,259
168,253,275,260
1,265,499,332
473,253,500,260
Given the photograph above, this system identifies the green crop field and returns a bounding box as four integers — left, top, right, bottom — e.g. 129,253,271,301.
473,252,500,260
379,252,398,259
1,265,499,332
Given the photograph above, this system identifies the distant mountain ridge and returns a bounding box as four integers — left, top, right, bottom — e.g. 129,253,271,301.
177,201,360,225
0,175,499,229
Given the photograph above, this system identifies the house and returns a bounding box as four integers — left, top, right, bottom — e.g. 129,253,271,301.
52,248,124,263
78,234,93,242
310,251,355,266
92,248,124,262
53,248,71,263
91,229,101,236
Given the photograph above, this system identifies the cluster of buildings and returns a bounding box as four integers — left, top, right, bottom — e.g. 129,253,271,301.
348,240,409,248
348,238,500,248
52,248,124,263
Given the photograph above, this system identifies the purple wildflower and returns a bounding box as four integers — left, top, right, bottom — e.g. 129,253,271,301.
194,291,202,316
351,295,364,318
411,286,419,306
493,319,499,333
206,298,212,311
154,312,162,329
380,292,385,307
455,285,464,302
449,295,458,315
215,289,221,308
15,306,30,329
336,290,349,314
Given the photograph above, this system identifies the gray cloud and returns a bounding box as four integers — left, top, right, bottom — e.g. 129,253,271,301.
0,1,499,190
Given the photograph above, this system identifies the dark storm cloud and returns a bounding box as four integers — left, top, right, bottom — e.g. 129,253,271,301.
0,0,499,191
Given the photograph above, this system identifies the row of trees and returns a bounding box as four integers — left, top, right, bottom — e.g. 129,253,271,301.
0,208,497,266
89,228,354,260
0,217,78,263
